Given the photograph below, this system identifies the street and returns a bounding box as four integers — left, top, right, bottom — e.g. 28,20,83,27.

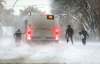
0,0,100,64
0,37,100,64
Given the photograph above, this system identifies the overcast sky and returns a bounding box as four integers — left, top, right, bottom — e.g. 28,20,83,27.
4,0,52,15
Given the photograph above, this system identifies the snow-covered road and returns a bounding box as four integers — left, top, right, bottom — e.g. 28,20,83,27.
0,37,100,64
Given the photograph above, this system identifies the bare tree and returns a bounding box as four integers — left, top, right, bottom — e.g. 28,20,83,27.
51,0,100,40
20,6,41,16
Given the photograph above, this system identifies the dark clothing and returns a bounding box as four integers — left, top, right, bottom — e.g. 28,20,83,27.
14,30,22,42
15,32,22,38
66,28,74,36
66,27,74,44
79,30,89,45
66,35,73,43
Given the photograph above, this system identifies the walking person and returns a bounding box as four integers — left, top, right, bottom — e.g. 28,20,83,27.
65,25,74,44
14,29,22,45
79,29,89,45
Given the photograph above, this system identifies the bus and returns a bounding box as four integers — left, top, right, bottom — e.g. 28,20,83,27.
25,14,61,42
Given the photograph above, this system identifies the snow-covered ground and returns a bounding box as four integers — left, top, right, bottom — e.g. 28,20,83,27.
0,36,100,64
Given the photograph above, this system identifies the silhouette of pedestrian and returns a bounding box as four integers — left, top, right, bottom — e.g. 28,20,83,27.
79,29,89,45
14,29,22,43
65,25,74,44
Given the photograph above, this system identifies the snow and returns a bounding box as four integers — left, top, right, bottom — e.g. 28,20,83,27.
0,26,99,63
0,36,100,64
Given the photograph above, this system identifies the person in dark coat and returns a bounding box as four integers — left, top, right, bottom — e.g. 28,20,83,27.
65,25,74,44
79,29,89,45
14,29,22,43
